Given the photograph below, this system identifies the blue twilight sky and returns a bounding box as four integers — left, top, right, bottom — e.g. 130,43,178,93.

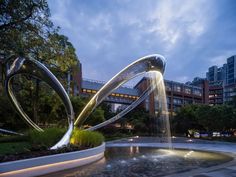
48,0,236,85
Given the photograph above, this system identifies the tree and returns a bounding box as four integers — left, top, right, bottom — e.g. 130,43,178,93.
0,0,80,129
0,91,27,131
0,0,54,58
71,96,106,127
173,104,236,134
100,103,115,120
84,108,105,126
172,105,202,134
122,107,150,134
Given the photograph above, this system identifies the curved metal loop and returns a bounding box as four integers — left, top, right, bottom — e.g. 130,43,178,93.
87,83,158,131
75,54,166,129
5,57,74,149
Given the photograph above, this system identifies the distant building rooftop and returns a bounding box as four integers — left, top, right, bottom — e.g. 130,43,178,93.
82,78,139,96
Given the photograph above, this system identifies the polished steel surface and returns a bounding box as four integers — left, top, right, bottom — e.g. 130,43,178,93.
75,54,166,129
3,54,165,149
5,57,74,149
87,84,156,131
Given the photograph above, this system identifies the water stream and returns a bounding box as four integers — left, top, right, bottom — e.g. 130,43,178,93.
149,71,172,148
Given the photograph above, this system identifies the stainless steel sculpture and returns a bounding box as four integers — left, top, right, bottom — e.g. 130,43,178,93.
3,54,165,149
87,84,157,131
5,57,74,150
75,54,166,129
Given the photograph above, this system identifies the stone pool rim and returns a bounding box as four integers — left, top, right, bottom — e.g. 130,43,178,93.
0,142,105,177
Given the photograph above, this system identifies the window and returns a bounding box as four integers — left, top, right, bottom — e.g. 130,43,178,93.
173,98,182,105
173,84,181,92
193,89,202,96
165,83,172,91
184,87,191,94
87,89,91,93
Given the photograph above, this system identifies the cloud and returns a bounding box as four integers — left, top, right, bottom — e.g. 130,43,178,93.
48,0,236,83
209,50,236,66
175,76,189,83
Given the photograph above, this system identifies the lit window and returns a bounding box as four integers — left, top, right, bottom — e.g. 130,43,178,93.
173,84,181,92
184,87,191,94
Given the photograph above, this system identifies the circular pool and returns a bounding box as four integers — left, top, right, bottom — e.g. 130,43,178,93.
41,147,233,177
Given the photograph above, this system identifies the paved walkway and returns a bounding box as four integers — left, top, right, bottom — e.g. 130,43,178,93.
106,137,236,177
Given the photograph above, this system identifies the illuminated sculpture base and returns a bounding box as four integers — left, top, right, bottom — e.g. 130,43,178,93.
0,143,105,177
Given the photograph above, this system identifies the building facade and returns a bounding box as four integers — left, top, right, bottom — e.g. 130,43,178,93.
206,55,236,103
208,81,224,105
135,77,206,117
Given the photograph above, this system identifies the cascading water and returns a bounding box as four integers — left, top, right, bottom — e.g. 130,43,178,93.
149,71,172,149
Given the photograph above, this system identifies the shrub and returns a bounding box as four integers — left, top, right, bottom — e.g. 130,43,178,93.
0,135,28,143
70,129,104,148
28,128,66,147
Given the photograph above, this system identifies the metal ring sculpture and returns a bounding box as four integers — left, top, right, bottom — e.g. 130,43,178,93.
5,54,165,149
75,54,166,130
5,57,74,150
87,84,156,131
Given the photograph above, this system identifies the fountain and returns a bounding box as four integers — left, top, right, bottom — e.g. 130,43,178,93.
74,54,166,127
150,71,172,148
2,55,235,177
3,54,171,149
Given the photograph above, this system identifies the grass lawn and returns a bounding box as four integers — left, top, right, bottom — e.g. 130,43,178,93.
0,142,31,155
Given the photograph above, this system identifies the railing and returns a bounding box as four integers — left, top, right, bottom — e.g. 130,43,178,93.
83,78,134,89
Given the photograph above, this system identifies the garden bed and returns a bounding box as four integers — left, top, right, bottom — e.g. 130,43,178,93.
0,143,105,177
0,143,92,163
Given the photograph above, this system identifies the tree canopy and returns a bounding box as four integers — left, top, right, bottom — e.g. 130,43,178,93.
0,0,78,72
173,104,236,134
0,0,80,131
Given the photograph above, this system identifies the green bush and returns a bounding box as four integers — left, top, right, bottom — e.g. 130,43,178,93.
70,129,104,148
0,135,28,143
28,128,66,147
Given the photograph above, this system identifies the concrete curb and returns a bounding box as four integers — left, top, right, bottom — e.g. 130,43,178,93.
0,143,105,177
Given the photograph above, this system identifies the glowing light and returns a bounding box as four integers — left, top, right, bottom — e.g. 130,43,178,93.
74,54,166,129
120,160,126,164
130,146,134,154
0,153,104,177
106,164,112,168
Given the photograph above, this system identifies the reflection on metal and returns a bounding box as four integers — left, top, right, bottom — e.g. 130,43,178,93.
5,57,74,149
0,128,24,136
87,83,157,131
4,54,165,149
75,54,166,129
